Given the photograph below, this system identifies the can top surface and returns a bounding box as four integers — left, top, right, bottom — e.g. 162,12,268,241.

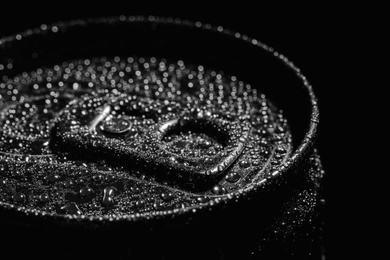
0,16,319,228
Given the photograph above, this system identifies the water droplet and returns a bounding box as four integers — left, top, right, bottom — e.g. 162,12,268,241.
239,160,250,168
130,186,140,193
105,174,115,182
75,178,85,185
79,186,94,198
225,172,240,183
61,202,82,215
161,192,174,201
261,149,270,156
39,193,50,203
273,135,283,142
271,159,281,166
56,156,68,162
100,117,132,135
204,157,213,164
252,160,261,166
0,178,7,186
44,173,61,183
22,155,31,162
153,202,164,211
63,180,74,188
206,149,216,156
92,174,104,183
259,139,268,147
78,169,89,175
274,126,285,134
196,196,210,203
198,139,212,148
211,185,226,195
12,192,26,203
11,168,22,178
135,199,146,208
274,153,284,160
74,161,88,167
90,201,101,210
275,147,286,154
102,186,117,207
97,166,112,172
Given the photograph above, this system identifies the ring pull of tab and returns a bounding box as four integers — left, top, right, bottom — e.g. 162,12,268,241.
50,94,250,191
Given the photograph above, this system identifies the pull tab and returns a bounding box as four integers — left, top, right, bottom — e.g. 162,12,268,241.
50,94,250,190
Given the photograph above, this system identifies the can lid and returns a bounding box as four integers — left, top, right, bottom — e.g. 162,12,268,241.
0,15,319,228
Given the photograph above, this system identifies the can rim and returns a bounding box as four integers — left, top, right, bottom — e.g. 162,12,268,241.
0,15,320,227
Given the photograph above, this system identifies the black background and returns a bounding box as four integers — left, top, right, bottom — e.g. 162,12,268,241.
0,4,364,259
